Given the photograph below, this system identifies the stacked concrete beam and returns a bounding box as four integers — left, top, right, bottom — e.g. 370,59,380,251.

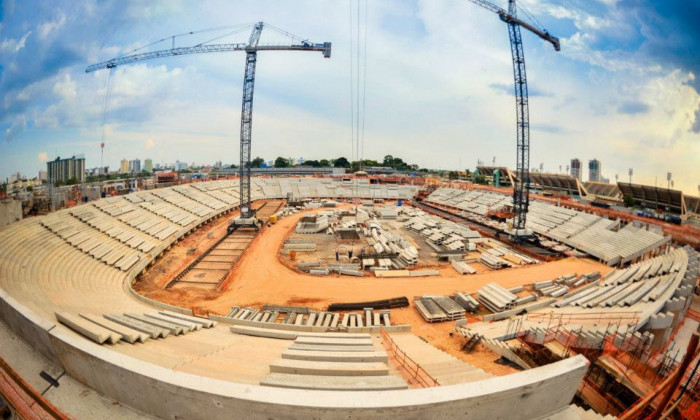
476,283,517,313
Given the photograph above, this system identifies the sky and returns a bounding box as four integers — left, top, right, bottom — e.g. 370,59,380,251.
0,0,698,194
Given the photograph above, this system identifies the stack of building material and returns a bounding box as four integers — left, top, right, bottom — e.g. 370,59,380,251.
451,260,476,275
537,284,570,298
476,283,517,313
430,296,466,320
479,253,505,270
282,239,316,253
295,215,329,233
296,260,322,272
414,296,465,322
376,206,398,219
455,293,480,312
414,298,448,322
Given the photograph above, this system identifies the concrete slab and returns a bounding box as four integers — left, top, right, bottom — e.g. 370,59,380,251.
269,359,389,376
282,350,388,363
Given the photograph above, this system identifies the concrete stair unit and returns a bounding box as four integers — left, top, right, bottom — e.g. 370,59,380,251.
261,332,408,391
388,333,493,385
545,404,616,419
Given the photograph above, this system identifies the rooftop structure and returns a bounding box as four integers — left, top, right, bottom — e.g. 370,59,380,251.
529,172,587,197
617,182,685,216
584,181,622,202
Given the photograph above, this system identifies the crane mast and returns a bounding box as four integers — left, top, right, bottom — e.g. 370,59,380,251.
86,22,332,231
466,0,559,240
238,23,263,222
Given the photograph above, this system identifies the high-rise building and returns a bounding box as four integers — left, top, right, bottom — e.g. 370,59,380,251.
588,159,601,182
120,159,129,174
38,170,47,181
144,158,153,173
129,159,141,174
47,155,86,183
570,158,582,181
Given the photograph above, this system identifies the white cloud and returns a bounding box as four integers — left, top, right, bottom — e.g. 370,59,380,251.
0,30,31,54
38,152,48,162
52,73,77,101
4,116,26,142
145,138,155,149
38,11,66,40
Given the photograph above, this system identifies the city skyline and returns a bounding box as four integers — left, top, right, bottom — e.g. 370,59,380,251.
1,1,699,194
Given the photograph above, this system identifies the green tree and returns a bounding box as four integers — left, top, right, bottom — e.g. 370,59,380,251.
319,159,331,167
622,195,636,207
334,157,350,168
304,160,321,167
248,157,265,168
26,186,33,192
274,157,290,168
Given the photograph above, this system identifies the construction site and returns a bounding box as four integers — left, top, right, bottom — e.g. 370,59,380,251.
1,2,699,420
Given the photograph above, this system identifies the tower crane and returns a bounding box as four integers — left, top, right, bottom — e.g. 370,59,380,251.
86,22,331,231
465,0,560,240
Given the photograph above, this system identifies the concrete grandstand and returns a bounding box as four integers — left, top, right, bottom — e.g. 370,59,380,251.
0,177,697,419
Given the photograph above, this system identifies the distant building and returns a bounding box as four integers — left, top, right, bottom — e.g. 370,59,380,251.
120,159,129,174
8,172,21,184
86,167,109,177
570,158,582,181
129,159,141,174
588,159,601,182
298,157,305,165
174,160,187,171
38,170,47,181
47,155,85,183
144,158,153,173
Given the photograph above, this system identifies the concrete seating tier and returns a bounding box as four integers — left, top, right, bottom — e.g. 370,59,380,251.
459,248,689,345
70,205,159,252
172,185,227,210
425,187,670,265
150,189,213,217
40,211,142,271
56,311,216,345
0,178,593,418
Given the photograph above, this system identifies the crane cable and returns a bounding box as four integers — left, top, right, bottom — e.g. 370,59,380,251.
348,0,369,168
360,0,368,169
349,0,355,164
99,67,116,152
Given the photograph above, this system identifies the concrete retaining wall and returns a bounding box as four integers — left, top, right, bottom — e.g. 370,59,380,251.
48,325,589,419
0,287,59,365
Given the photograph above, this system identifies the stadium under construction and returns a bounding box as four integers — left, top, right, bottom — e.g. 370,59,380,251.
1,4,699,420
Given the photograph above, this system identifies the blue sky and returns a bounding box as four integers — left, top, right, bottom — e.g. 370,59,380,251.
1,0,698,194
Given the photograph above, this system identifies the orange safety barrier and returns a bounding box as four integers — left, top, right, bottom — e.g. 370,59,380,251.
378,328,439,388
